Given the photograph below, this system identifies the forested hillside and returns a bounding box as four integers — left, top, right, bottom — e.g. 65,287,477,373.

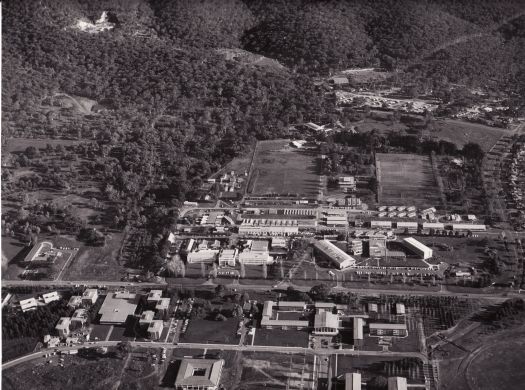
2,0,525,270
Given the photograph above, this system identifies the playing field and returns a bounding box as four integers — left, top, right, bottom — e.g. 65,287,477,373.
433,119,509,152
376,153,441,208
248,140,321,197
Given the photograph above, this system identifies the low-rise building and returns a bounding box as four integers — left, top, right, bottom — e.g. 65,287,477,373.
187,249,219,264
20,297,39,312
139,310,155,326
395,303,406,315
388,376,408,390
396,221,418,233
339,176,356,192
70,308,88,328
218,249,238,267
345,372,362,390
271,237,288,249
353,317,364,341
68,296,82,308
313,311,339,336
147,290,163,303
55,317,71,338
313,240,356,269
42,291,60,304
156,297,170,312
82,289,99,306
348,240,363,256
402,237,433,259
98,291,139,325
371,220,393,228
148,320,164,340
451,223,486,232
369,323,407,337
174,358,224,390
260,301,309,330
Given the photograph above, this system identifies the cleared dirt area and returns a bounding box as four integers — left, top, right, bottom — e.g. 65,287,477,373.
376,153,441,208
248,140,321,197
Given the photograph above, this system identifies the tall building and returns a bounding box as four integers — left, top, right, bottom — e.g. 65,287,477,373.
402,237,433,259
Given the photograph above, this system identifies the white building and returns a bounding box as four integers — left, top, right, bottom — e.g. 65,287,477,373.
348,240,363,256
345,373,362,390
313,311,339,336
339,176,356,192
451,223,486,232
238,251,273,265
70,308,88,328
353,317,364,341
395,303,406,315
82,289,98,305
314,240,356,269
148,320,164,340
68,296,82,308
388,376,408,390
271,237,288,249
402,237,433,259
187,249,219,264
371,220,393,228
42,291,60,304
218,249,238,267
20,297,39,312
139,310,155,326
55,317,71,338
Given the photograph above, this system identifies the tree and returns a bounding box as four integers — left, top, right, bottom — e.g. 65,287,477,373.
368,376,388,390
215,284,226,298
309,284,331,301
116,341,132,359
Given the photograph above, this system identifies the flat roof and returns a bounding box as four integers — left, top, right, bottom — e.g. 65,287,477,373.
314,311,339,329
148,320,164,332
175,359,224,388
314,240,355,267
403,237,432,252
346,372,362,390
98,292,139,324
251,240,270,251
369,323,407,330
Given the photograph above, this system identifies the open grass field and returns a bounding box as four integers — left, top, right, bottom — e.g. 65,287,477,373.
376,153,442,208
181,318,239,344
253,328,309,347
432,119,509,152
62,231,126,281
248,140,321,197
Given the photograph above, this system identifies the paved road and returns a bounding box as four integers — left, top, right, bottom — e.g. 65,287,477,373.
2,340,427,370
2,278,519,301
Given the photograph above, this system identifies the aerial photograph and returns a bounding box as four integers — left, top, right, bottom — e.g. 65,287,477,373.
1,0,525,389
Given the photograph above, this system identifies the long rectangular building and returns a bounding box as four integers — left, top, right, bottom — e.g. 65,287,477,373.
314,240,356,269
402,237,433,259
451,223,486,231
346,373,362,390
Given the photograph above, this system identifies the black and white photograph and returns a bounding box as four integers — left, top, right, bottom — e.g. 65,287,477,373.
1,1,525,389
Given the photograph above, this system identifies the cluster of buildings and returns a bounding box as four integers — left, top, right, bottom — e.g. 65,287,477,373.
260,300,408,341
19,291,61,312
344,373,409,390
205,170,246,194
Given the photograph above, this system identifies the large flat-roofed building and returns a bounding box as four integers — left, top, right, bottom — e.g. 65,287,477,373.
98,291,139,324
23,241,56,263
239,240,273,265
70,308,88,328
369,323,407,337
238,219,300,236
175,358,224,390
422,222,444,230
218,249,238,267
345,372,362,390
139,310,155,326
271,237,288,249
313,311,339,335
396,221,418,232
82,289,99,305
187,249,219,264
451,223,486,232
402,237,433,259
353,317,364,341
55,317,71,338
260,301,309,330
388,376,408,390
371,220,393,228
156,297,170,312
325,215,348,227
314,240,356,269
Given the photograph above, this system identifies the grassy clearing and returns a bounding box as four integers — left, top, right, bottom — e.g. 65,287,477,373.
2,138,83,153
376,153,441,208
63,232,125,281
253,328,309,347
249,140,320,196
181,318,239,344
432,119,509,152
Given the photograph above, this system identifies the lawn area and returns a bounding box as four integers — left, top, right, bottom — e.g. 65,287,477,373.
63,231,126,281
89,324,113,341
181,318,239,344
248,139,321,197
466,338,525,390
432,119,509,152
2,137,84,153
376,153,441,208
253,328,309,347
